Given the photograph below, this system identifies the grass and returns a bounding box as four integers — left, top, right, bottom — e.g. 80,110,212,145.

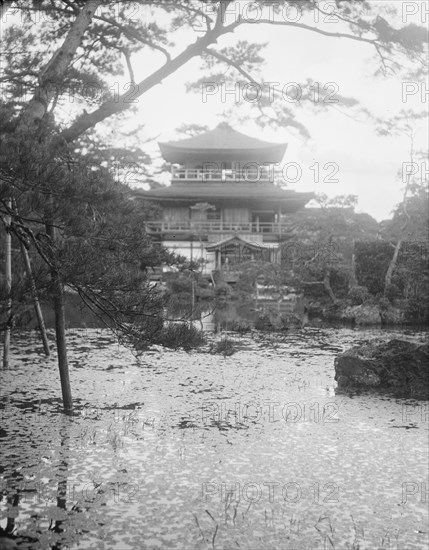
155,322,207,351
209,338,237,357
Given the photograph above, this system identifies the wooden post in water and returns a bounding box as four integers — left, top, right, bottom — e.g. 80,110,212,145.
19,242,50,356
46,203,73,413
2,200,12,368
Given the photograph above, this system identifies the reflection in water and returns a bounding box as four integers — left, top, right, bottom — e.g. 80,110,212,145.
167,298,311,333
2,473,22,539
167,299,257,333
51,418,70,550
1,327,428,549
1,416,73,549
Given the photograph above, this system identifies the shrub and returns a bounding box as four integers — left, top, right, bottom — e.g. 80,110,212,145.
209,338,237,356
378,296,391,311
195,287,214,299
229,319,252,333
404,296,429,325
385,282,401,301
170,276,193,294
348,285,370,305
329,267,350,298
215,282,233,297
355,241,393,295
255,313,276,331
197,277,210,289
155,322,206,351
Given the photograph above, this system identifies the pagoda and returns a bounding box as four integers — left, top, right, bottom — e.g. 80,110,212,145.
136,123,313,276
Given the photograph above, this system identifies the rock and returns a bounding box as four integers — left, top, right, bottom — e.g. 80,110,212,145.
341,304,382,325
380,306,403,325
335,339,429,399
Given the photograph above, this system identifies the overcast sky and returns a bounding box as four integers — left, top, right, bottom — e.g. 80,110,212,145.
123,0,428,221
5,1,428,221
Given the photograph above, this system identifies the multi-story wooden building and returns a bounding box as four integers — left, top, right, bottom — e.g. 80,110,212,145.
137,123,313,276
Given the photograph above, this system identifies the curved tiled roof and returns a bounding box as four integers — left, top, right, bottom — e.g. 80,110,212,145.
135,184,314,212
137,183,311,200
159,123,287,164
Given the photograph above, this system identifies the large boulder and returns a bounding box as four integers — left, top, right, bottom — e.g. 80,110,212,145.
340,304,382,325
335,339,429,399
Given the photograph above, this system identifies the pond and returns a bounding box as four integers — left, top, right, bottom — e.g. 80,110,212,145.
1,326,428,549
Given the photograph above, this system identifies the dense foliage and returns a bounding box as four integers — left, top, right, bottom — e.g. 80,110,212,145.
0,120,182,346
353,240,429,321
354,241,393,296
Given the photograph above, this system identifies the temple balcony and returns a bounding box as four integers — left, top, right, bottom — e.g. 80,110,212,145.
145,220,293,235
171,167,278,183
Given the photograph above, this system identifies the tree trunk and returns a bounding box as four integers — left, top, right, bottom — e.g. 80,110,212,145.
323,269,337,305
300,275,337,305
19,242,50,356
350,244,358,287
45,221,73,412
383,132,413,296
2,204,12,368
18,0,102,132
384,239,403,296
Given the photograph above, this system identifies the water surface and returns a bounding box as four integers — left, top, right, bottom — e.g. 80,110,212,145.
1,327,428,549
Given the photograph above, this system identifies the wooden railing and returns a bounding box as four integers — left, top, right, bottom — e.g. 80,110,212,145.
146,221,292,234
171,167,277,182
